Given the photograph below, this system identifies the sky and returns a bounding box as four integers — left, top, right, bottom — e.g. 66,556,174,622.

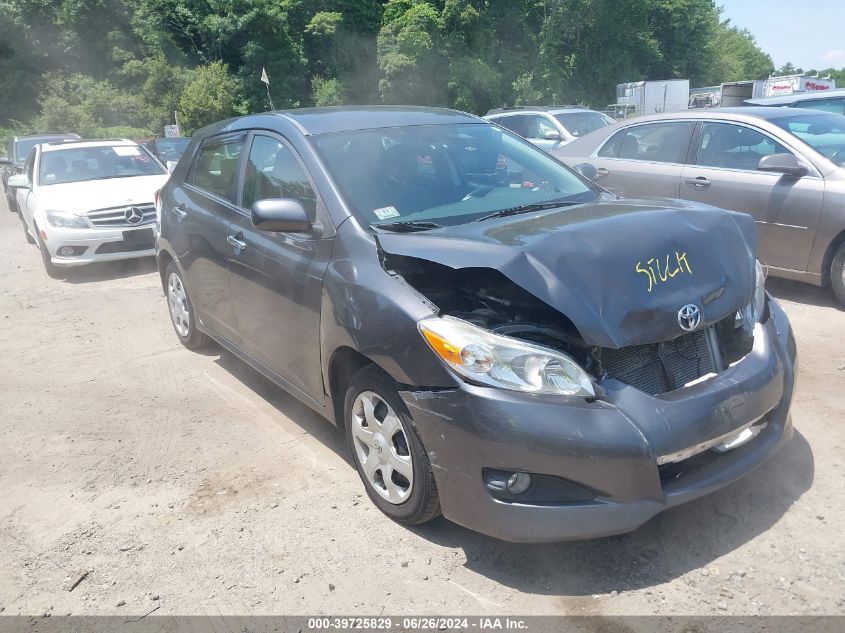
719,0,845,71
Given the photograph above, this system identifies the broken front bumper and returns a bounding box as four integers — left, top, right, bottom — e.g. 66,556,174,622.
400,299,796,543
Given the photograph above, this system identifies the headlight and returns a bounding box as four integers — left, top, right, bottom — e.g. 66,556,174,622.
46,211,89,229
419,316,595,397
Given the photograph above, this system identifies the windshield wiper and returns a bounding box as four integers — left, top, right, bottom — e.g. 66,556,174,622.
475,200,581,222
374,220,445,233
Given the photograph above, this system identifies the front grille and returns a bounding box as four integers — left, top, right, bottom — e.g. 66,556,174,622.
599,328,716,396
86,204,155,228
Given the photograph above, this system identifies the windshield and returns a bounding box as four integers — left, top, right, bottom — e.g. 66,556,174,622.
772,113,845,166
554,112,615,137
153,138,190,161
38,144,166,185
312,123,597,228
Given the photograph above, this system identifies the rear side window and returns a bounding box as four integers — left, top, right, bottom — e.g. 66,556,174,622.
616,122,694,163
191,138,243,202
497,115,528,137
242,135,317,221
597,129,627,157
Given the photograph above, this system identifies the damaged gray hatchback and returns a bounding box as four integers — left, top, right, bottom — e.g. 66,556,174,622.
157,106,797,542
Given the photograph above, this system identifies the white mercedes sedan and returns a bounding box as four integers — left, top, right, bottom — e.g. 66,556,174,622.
7,139,169,276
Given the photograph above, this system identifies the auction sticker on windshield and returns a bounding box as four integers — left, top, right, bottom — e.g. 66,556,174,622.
373,205,400,220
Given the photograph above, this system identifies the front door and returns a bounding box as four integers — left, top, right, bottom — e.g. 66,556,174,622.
680,121,824,272
170,133,245,342
225,132,333,404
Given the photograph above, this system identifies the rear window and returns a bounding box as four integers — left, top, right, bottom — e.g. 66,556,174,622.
191,138,244,202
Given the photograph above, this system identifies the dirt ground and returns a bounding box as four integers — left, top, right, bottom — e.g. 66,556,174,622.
0,197,843,618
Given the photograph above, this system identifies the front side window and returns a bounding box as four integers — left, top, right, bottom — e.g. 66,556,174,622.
554,111,615,138
696,122,790,171
772,113,845,166
242,135,317,220
192,138,243,202
25,150,35,183
524,115,558,139
38,144,165,186
312,123,597,228
617,122,694,163
497,115,528,137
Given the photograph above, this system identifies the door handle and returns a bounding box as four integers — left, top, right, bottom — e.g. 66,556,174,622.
596,167,610,177
172,204,187,221
227,234,247,252
685,176,711,188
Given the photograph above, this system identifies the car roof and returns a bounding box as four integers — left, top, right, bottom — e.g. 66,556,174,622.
485,106,586,116
620,106,831,123
15,133,80,143
746,88,845,106
40,139,139,152
273,106,481,135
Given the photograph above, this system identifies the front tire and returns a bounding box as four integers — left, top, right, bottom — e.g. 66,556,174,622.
344,365,440,525
165,262,211,349
34,226,61,278
831,242,845,306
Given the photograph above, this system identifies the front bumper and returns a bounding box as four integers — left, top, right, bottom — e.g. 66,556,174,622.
400,299,796,543
40,224,157,266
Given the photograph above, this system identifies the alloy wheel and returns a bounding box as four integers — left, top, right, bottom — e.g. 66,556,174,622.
167,272,190,337
350,391,414,504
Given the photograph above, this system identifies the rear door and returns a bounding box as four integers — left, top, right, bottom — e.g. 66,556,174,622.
225,131,334,405
169,133,245,342
680,121,824,272
588,120,694,198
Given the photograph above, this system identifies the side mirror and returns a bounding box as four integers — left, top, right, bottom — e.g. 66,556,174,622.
573,162,598,181
251,198,310,232
757,153,809,178
542,129,562,141
0,157,10,166
7,174,30,189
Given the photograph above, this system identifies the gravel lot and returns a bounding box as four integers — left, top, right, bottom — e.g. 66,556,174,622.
0,197,843,618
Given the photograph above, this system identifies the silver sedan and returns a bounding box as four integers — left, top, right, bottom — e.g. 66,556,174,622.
553,107,845,305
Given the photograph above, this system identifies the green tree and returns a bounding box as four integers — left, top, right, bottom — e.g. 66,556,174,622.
178,61,245,132
707,20,774,84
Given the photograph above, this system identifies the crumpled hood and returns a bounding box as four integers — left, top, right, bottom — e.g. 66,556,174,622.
377,198,758,348
37,174,169,213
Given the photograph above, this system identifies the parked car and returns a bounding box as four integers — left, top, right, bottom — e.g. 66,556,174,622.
484,106,614,152
7,139,169,277
1,133,80,213
157,106,795,542
145,137,191,169
745,87,845,115
553,107,845,304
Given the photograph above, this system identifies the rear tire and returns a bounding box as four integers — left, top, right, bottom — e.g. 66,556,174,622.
344,364,440,525
831,242,845,306
35,226,61,279
165,262,211,350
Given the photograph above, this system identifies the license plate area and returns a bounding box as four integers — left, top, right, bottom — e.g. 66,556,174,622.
122,228,155,246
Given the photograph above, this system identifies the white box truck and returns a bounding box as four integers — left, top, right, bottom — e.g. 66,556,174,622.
763,74,835,97
616,79,690,116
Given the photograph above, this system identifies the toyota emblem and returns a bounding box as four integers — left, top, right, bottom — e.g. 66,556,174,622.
677,304,702,332
125,207,144,224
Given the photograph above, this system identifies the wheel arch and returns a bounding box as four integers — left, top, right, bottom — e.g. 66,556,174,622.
327,346,379,429
821,228,845,286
